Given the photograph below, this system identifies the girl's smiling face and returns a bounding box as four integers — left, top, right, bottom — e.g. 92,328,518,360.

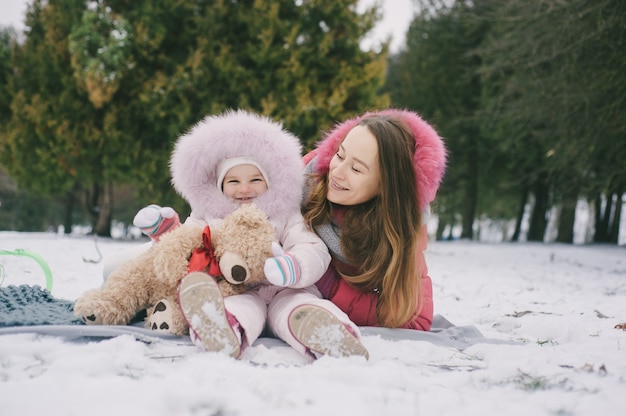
222,164,268,204
327,125,381,206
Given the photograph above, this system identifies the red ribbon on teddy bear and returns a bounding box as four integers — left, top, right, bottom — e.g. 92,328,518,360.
187,226,222,277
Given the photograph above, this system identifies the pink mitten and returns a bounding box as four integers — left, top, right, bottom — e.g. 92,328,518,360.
133,204,180,241
264,242,301,287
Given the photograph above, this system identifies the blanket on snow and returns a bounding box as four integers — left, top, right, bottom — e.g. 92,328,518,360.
0,284,83,326
0,285,515,350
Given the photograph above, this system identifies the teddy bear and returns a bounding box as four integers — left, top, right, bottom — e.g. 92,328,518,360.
73,203,277,336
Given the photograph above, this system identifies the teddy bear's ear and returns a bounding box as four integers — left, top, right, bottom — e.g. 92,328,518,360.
232,203,270,228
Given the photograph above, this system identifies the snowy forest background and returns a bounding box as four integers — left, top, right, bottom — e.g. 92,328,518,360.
0,4,624,413
0,0,624,246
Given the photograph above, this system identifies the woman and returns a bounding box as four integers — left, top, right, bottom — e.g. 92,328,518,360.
301,109,447,330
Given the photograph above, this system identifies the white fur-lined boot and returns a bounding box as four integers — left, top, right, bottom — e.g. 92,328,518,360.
178,272,242,358
288,304,369,359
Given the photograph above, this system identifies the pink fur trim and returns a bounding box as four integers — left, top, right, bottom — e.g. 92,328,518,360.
313,109,447,211
170,110,304,222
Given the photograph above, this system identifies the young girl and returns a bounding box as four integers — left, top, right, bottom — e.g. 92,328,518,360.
302,109,447,331
137,110,369,360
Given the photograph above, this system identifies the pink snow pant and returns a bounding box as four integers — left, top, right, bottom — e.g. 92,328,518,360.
225,284,362,357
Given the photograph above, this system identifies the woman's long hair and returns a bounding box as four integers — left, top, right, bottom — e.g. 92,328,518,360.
304,115,423,327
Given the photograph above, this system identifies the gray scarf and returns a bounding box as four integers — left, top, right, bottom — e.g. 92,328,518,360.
314,222,349,264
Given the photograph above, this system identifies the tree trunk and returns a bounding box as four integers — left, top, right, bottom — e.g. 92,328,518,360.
527,176,549,242
63,182,80,234
594,192,614,243
511,187,529,242
608,191,623,244
601,192,614,242
82,181,113,237
593,195,606,242
436,217,447,241
63,191,73,235
93,182,113,237
556,188,578,244
461,136,478,240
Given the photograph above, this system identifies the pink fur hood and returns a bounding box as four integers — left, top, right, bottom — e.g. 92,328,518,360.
170,110,303,222
311,109,447,211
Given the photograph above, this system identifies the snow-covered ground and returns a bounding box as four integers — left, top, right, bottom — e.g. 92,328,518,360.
0,231,624,416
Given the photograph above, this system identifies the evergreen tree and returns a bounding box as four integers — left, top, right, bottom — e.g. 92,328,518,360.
0,27,14,130
1,0,389,234
476,0,625,243
386,1,488,240
391,0,625,244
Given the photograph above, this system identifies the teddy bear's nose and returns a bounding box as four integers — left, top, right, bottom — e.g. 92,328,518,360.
231,265,248,282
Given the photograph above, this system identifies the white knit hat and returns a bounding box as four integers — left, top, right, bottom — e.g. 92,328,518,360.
216,157,270,190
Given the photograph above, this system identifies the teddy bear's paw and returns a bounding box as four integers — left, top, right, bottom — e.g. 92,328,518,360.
74,312,102,325
146,299,176,333
76,310,110,325
74,293,135,326
73,296,105,325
